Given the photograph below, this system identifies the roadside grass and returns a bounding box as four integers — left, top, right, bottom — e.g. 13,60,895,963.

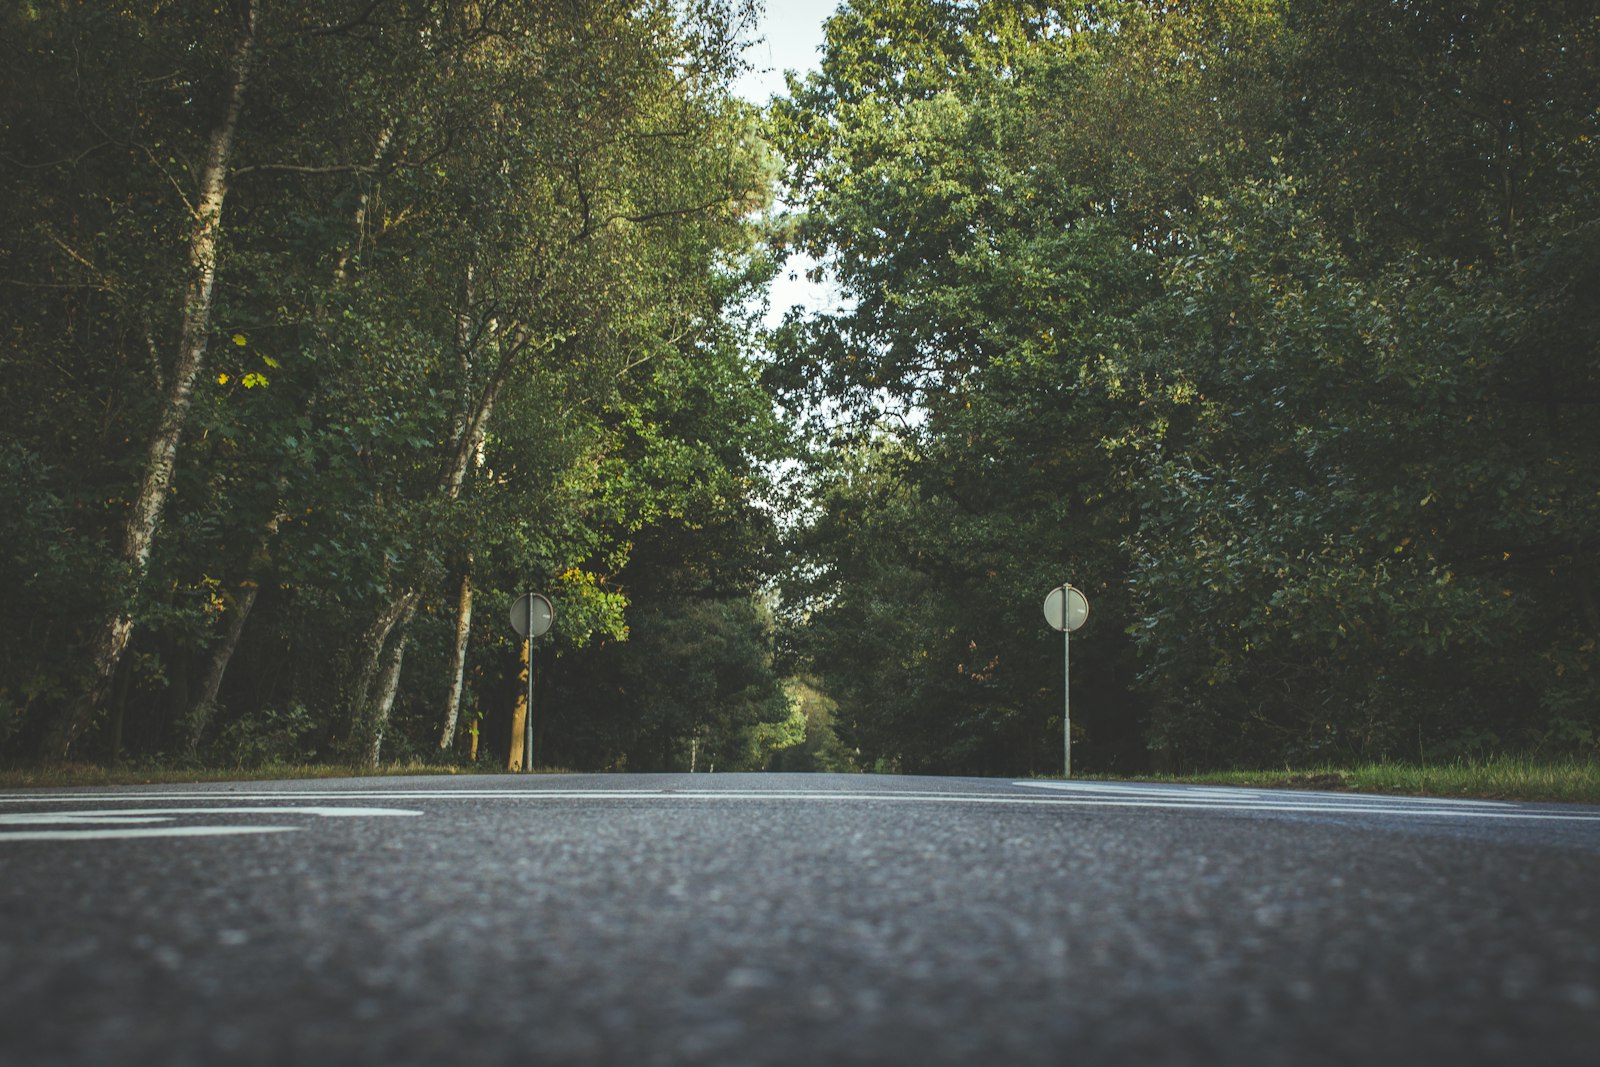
1122,755,1600,805
0,760,548,790
4,755,1597,804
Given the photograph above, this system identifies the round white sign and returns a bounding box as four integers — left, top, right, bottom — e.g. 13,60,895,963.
510,592,554,639
1043,585,1089,633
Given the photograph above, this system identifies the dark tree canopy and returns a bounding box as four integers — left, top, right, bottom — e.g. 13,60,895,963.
0,0,796,770
4,1,1596,776
770,0,1600,773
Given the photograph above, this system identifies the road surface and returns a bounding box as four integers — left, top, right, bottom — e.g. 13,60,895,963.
2,773,1597,1065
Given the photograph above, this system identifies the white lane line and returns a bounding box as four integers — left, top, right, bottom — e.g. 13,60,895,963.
1,827,297,842
1,792,1594,823
0,806,423,843
1011,780,1516,808
1016,782,1274,801
0,790,1100,803
0,807,424,824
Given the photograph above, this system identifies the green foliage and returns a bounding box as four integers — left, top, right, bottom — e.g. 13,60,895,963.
1117,171,1600,764
213,703,321,770
765,679,859,773
770,0,1600,773
10,0,1597,776
0,0,790,769
547,594,791,772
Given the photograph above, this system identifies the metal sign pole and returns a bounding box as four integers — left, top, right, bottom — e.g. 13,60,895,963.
509,591,554,776
1064,589,1071,780
524,592,534,775
1042,582,1086,781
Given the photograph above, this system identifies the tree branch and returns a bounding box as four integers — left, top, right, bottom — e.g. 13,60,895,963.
608,196,729,227
232,161,381,178
0,141,115,170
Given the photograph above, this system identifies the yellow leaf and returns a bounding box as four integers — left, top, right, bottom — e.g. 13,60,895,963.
232,333,247,346
216,372,230,384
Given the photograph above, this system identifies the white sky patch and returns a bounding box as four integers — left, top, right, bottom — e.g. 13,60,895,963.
734,1,837,106
734,1,848,330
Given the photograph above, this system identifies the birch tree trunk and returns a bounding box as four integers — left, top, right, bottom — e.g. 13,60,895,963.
439,566,475,751
431,266,482,754
346,590,418,761
183,118,397,755
182,117,396,757
330,121,395,286
361,630,412,769
350,332,524,762
47,1,258,759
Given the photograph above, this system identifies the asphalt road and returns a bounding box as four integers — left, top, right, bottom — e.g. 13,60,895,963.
2,773,1597,1066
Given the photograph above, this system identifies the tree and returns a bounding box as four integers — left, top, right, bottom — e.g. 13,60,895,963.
769,0,1600,770
0,0,786,769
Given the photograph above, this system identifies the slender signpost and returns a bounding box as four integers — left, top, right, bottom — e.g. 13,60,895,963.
509,592,554,774
1043,584,1089,778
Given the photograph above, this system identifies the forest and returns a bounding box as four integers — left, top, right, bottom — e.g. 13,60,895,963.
2,0,1597,777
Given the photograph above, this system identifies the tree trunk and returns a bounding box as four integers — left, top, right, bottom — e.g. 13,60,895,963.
345,293,530,765
182,508,286,754
444,332,525,497
351,329,522,761
108,654,133,767
331,122,396,286
46,1,258,760
508,639,530,772
184,115,395,755
361,630,411,769
439,566,475,751
347,588,419,764
183,582,260,755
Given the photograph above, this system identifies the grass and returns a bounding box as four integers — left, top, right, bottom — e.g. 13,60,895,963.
1123,755,1600,805
3,755,1597,804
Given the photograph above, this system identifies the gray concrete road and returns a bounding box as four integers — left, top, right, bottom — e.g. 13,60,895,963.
2,773,1597,1065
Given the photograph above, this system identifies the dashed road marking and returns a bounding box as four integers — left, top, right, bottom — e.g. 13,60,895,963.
0,806,422,842
1010,779,1515,806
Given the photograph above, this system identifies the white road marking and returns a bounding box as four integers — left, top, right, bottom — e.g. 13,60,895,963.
0,807,424,824
1,827,297,842
1011,780,1516,807
0,806,422,843
1014,781,1278,801
0,790,1594,824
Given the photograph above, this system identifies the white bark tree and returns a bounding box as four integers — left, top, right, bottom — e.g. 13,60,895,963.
49,1,259,758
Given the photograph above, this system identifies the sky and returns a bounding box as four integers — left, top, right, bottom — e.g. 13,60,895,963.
733,0,837,105
733,1,844,327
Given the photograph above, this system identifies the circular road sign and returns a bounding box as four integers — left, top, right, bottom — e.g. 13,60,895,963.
510,592,554,639
1043,585,1089,633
